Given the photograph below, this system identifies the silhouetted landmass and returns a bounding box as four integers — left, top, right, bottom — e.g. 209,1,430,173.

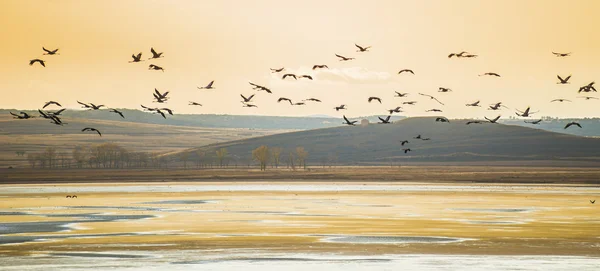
172,117,600,165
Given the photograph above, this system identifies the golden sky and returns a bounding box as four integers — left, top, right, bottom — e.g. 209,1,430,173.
1,0,599,118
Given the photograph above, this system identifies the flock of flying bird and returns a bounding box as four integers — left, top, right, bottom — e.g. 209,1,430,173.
12,45,597,148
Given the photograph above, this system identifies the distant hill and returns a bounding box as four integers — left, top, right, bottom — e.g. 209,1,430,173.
0,109,403,130
170,117,600,165
500,118,600,137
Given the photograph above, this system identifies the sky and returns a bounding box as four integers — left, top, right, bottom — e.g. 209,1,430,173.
1,0,599,119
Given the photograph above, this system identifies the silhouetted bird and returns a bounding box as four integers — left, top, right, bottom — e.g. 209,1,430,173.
299,75,313,80
564,122,582,129
418,93,444,105
466,121,483,125
413,135,422,139
578,96,599,100
241,94,255,103
43,101,61,108
388,106,402,114
82,127,101,136
278,97,293,105
355,44,371,52
448,51,468,58
335,54,354,61
243,103,258,108
524,119,542,124
282,74,297,80
488,102,507,110
149,47,164,59
378,115,392,124
466,100,481,107
557,75,571,84
48,108,66,116
591,200,596,204
10,112,33,119
516,106,538,117
271,67,284,73
29,59,45,67
154,89,169,101
552,52,571,57
479,72,501,77
426,109,443,112
189,102,202,106
368,97,382,103
293,102,305,106
403,101,417,105
438,87,452,92
335,105,347,111
109,109,124,118
398,69,414,75
198,80,215,89
130,53,143,63
148,64,164,71
578,82,596,93
485,115,501,123
435,117,450,123
343,115,357,126
43,47,59,55
403,148,411,154
400,140,409,146
395,92,409,97
312,65,328,70
463,54,478,58
304,98,322,102
551,99,571,103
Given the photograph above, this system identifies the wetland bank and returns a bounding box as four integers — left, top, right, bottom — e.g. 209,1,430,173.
1,167,599,270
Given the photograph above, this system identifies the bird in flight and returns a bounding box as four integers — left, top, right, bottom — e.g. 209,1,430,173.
479,72,501,77
355,44,371,52
77,101,104,110
485,115,501,124
578,96,598,100
403,148,411,154
556,75,571,84
438,87,452,93
278,97,293,105
47,108,66,116
189,101,203,106
109,109,125,118
564,122,582,129
466,120,483,125
243,103,258,108
398,69,414,75
551,99,571,103
394,92,409,97
368,97,382,103
241,94,255,103
426,109,443,112
43,101,61,108
149,47,164,59
249,82,272,93
591,200,596,204
552,52,571,57
335,54,354,61
270,67,284,73
42,47,59,55
578,82,596,93
466,100,481,107
343,115,357,126
154,89,169,101
400,140,409,146
82,127,102,136
418,93,444,105
448,51,468,58
378,115,392,124
516,106,538,117
198,80,215,89
304,98,322,102
488,102,508,110
299,75,313,80
463,54,478,58
388,106,402,114
29,59,45,67
312,65,328,70
130,53,143,63
435,117,450,123
10,112,33,119
148,64,164,72
282,74,297,80
293,102,306,106
403,101,417,105
524,119,542,125
335,105,347,111
414,135,422,139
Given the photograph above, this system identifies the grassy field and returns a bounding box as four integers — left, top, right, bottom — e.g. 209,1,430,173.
3,166,600,184
0,115,289,167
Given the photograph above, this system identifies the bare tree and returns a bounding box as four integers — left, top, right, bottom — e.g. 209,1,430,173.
215,148,228,168
295,147,308,169
44,147,57,169
252,145,270,171
270,147,282,168
289,151,296,171
180,152,190,169
27,153,38,168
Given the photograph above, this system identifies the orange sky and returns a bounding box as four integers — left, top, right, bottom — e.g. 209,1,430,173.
1,0,599,118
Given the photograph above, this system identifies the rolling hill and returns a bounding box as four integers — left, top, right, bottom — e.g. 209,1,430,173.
170,117,600,166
